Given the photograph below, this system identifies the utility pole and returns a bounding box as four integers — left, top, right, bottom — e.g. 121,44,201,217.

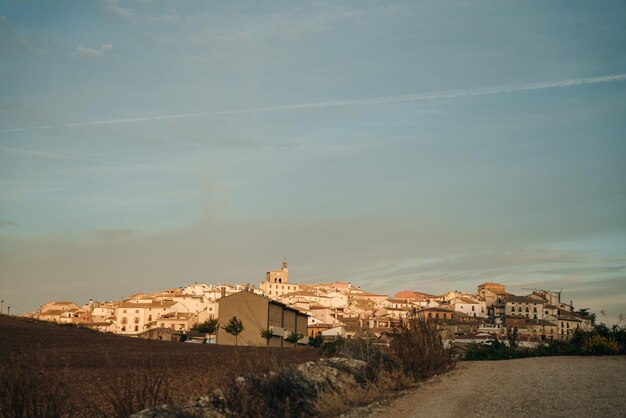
7,306,10,316
1,299,3,314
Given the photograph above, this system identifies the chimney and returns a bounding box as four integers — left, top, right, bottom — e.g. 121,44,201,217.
221,287,226,298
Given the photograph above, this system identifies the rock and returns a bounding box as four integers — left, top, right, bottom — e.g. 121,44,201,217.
132,357,369,417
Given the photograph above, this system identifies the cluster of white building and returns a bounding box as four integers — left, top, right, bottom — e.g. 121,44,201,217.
29,260,594,345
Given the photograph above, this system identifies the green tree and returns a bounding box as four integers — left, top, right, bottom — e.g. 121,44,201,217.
223,316,244,346
506,326,519,351
260,328,273,346
192,318,219,334
285,332,303,346
308,334,324,348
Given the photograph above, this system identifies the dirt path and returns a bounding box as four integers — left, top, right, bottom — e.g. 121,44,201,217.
364,357,626,418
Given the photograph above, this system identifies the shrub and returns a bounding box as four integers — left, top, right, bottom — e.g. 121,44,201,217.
307,334,323,348
339,338,395,375
389,318,455,379
464,339,527,361
285,332,304,345
216,365,318,418
320,337,345,356
581,335,619,356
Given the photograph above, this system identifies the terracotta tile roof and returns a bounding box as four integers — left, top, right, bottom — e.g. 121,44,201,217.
117,301,177,309
39,309,65,316
506,295,542,304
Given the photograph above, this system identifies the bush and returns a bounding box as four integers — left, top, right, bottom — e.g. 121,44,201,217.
307,334,324,348
464,339,529,361
581,335,619,356
320,337,345,357
216,365,318,418
339,338,395,375
389,318,455,379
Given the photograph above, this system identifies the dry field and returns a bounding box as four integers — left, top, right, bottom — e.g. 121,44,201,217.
0,315,319,416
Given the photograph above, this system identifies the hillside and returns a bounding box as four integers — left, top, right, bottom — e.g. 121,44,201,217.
0,315,319,415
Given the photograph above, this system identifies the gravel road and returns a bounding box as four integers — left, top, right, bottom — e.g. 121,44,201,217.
364,356,626,418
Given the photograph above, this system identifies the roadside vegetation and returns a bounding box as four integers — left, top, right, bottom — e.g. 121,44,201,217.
464,318,626,361
168,317,455,417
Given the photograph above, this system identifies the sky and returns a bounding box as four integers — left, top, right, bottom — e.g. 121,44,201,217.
1,0,625,324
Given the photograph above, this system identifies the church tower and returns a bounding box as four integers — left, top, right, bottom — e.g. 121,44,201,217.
266,257,288,284
260,258,298,298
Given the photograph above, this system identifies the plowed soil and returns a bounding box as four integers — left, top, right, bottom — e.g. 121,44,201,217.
0,315,319,415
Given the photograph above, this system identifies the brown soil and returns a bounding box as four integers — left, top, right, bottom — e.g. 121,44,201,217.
361,356,626,418
0,315,319,415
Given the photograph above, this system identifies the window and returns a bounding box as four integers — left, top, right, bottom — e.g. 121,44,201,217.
135,310,139,314
134,317,139,324
134,325,138,332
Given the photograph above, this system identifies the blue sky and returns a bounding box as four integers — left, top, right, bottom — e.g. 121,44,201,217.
1,0,625,323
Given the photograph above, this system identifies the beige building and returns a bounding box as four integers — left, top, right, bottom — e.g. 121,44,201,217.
259,259,300,298
451,297,488,318
36,301,80,323
505,295,546,320
217,291,308,347
156,311,198,332
115,300,184,335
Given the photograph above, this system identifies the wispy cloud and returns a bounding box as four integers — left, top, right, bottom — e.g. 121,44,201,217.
0,145,85,161
71,43,113,59
105,0,132,18
0,219,18,228
2,73,625,133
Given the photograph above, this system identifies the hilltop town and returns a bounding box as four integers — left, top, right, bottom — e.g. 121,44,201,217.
27,260,595,348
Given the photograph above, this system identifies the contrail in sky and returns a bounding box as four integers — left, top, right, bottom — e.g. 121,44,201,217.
2,73,625,133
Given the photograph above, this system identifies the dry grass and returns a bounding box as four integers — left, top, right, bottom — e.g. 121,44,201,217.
0,315,319,417
0,316,453,417
201,318,455,418
313,368,413,417
389,318,455,380
84,355,172,418
0,354,74,418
